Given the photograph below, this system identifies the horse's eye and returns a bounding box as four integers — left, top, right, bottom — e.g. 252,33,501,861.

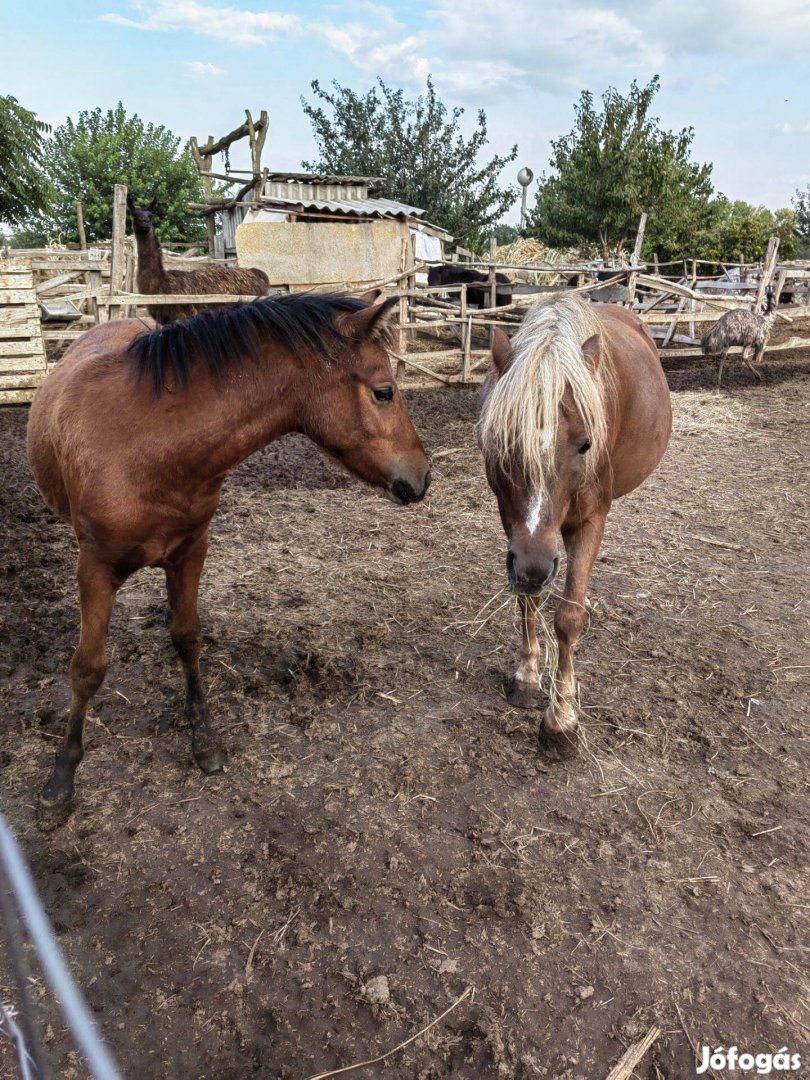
372,386,394,403
578,440,592,455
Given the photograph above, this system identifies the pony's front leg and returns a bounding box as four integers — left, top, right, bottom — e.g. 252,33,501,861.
165,533,227,774
507,595,542,708
541,516,605,758
38,551,120,829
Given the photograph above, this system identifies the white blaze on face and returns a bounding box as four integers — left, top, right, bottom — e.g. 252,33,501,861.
526,489,544,535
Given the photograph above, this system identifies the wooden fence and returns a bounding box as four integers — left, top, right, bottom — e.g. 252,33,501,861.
1,210,808,402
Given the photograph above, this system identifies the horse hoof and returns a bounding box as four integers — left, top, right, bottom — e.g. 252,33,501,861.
538,725,580,760
194,744,228,774
506,679,541,710
36,795,74,832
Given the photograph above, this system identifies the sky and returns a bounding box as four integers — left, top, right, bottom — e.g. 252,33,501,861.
3,0,810,221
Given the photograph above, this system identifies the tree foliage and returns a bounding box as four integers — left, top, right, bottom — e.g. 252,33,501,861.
527,77,715,260
0,95,50,228
15,103,204,245
301,77,518,250
791,185,810,257
700,200,798,262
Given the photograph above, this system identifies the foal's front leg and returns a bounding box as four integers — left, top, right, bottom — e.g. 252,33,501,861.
541,516,605,757
165,533,227,773
38,551,120,829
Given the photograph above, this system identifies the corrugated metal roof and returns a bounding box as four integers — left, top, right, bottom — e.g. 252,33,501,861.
257,196,428,220
264,171,384,185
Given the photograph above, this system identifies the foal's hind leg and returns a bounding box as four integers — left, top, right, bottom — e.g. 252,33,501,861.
540,516,605,758
507,595,542,708
165,532,226,774
39,551,120,828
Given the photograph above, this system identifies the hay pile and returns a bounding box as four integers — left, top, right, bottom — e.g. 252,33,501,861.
494,238,600,283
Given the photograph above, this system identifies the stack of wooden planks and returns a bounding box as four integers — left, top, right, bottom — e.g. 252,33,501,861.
0,257,47,405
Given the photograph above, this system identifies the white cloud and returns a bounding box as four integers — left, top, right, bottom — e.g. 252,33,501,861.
184,60,227,76
781,121,810,135
99,0,810,104
626,0,810,57
100,1,301,47
426,0,664,97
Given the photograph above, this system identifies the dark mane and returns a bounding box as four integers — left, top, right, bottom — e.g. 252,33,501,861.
128,293,378,396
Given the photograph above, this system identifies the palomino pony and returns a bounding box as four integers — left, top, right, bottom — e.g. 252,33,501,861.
28,293,430,826
478,295,671,756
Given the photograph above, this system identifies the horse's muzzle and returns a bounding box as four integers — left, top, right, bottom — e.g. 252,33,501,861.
389,469,431,506
507,549,559,594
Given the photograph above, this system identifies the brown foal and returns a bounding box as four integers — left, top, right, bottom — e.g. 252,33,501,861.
27,293,429,826
479,296,671,756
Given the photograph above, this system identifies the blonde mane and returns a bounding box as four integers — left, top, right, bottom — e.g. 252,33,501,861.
478,295,613,492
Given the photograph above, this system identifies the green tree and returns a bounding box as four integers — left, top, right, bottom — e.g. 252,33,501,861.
16,103,204,245
791,185,810,257
301,77,518,250
700,199,798,262
0,95,50,228
527,77,715,261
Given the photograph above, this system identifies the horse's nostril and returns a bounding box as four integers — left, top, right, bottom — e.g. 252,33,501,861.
391,479,414,504
506,550,517,583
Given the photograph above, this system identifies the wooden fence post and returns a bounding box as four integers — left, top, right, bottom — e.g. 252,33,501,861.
488,235,497,345
631,212,647,265
108,184,128,321
773,268,788,306
755,237,780,310
460,283,471,382
76,203,87,251
397,236,410,374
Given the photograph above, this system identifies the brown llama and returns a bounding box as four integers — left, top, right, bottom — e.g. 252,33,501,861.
701,287,776,388
128,197,270,324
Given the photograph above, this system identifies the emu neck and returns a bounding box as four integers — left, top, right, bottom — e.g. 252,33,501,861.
134,227,168,290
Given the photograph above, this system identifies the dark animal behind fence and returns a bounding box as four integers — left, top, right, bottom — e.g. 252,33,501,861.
428,264,513,308
128,198,270,325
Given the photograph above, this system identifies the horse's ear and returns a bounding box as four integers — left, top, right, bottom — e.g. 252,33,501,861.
491,327,514,375
339,295,399,341
581,334,601,371
357,288,382,305
126,191,135,212
147,195,158,212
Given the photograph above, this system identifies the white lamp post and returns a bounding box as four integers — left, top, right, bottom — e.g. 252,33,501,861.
517,167,534,230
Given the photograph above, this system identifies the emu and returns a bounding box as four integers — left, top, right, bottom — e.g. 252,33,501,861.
128,198,270,325
701,288,776,388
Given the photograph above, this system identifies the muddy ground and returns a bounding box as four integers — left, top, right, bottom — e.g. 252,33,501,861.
0,335,808,1079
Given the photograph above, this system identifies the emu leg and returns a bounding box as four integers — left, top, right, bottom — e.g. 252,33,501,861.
716,349,730,389
745,344,766,380
165,532,226,774
541,516,605,758
507,595,542,708
39,551,120,829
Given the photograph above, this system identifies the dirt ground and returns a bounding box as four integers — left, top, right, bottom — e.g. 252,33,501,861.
0,332,808,1079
